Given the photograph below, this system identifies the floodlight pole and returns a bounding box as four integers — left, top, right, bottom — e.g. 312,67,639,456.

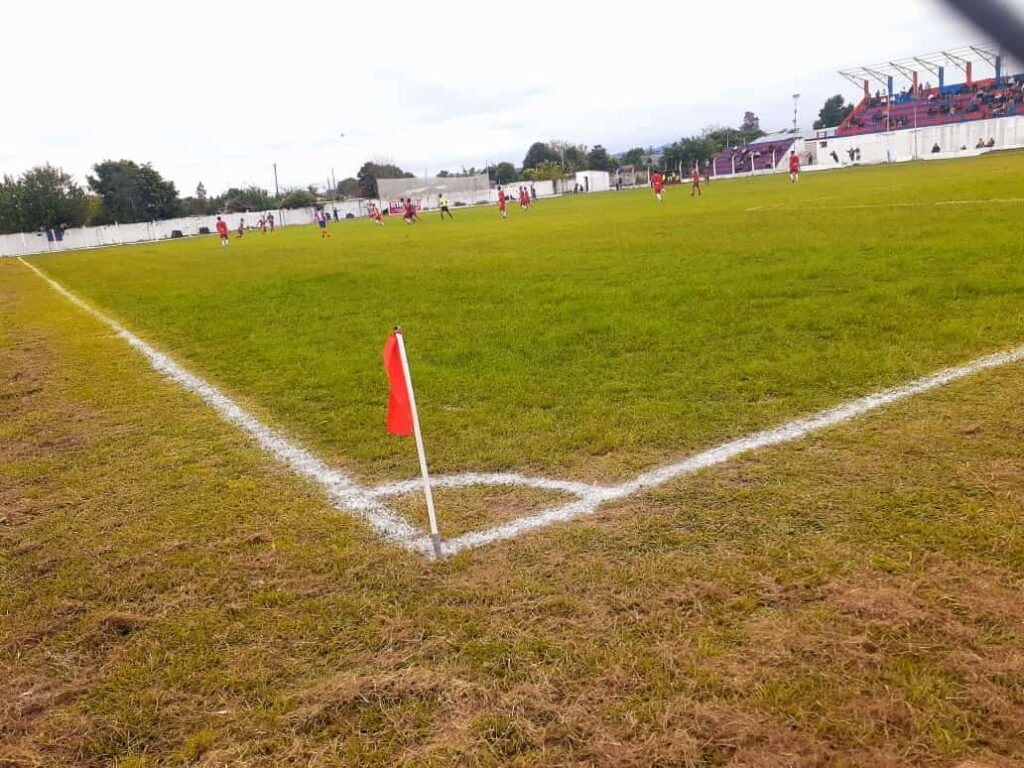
792,93,800,132
273,163,279,198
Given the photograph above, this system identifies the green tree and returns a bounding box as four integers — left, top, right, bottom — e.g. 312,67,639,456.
356,161,414,198
701,124,764,153
1,165,89,233
553,141,588,172
586,144,616,172
813,94,855,129
490,161,519,184
180,181,213,216
662,136,719,172
522,142,560,170
87,160,180,223
523,160,564,181
741,111,761,133
279,189,318,208
621,147,646,167
218,185,273,212
0,176,19,234
337,177,361,198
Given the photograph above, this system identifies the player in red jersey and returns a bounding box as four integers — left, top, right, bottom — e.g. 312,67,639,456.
690,168,702,197
369,203,384,226
652,172,664,202
236,217,245,238
518,186,529,210
789,151,800,183
215,216,229,247
497,186,508,219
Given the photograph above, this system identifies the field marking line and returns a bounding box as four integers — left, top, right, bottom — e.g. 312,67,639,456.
746,197,1024,213
17,258,424,552
423,344,1024,555
20,258,1024,560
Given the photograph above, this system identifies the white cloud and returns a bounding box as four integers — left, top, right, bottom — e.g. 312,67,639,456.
0,0,1005,194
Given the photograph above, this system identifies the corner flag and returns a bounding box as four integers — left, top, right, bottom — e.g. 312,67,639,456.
383,327,443,558
383,332,413,436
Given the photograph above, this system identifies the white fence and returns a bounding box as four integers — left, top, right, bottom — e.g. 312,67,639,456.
0,202,370,258
0,182,575,258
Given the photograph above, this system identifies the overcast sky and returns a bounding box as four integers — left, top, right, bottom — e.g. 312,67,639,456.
0,0,1009,195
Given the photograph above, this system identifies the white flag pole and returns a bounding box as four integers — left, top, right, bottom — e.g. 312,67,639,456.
394,328,443,559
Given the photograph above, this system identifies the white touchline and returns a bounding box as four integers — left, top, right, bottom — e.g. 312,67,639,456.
18,258,421,551
22,258,1024,560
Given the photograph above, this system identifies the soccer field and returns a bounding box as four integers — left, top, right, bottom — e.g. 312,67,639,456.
4,156,1024,766
24,154,1024,538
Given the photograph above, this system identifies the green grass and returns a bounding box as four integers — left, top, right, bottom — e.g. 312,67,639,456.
4,153,1024,766
27,154,1024,487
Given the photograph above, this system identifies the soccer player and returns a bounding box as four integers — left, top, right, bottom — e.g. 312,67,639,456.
652,172,664,202
267,212,275,232
789,151,800,183
236,217,244,238
497,186,508,219
402,198,415,224
370,203,385,226
518,186,529,210
258,215,266,234
439,194,453,220
215,216,229,247
315,207,330,237
690,167,702,197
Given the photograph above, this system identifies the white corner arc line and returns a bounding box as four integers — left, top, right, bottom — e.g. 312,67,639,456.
21,258,1024,559
18,258,421,549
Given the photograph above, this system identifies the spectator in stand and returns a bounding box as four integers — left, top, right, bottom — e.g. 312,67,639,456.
932,143,941,153
987,137,996,147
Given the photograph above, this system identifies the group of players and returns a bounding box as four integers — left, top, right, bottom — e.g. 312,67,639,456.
213,152,803,245
496,185,533,219
213,212,276,246
650,150,800,202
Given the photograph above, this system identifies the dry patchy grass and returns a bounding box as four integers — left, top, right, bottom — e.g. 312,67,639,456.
2,255,1023,766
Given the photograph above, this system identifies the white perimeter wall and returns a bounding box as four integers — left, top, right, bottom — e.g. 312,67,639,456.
713,115,1024,179
0,182,565,258
803,115,1024,170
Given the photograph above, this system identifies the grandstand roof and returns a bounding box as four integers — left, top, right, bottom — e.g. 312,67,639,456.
838,44,1010,89
750,130,802,145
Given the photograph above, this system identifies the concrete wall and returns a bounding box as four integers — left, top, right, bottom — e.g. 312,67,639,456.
804,115,1024,170
709,115,1024,180
0,180,568,257
0,203,368,258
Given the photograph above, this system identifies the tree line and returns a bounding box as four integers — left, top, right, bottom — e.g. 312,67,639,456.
0,98,857,236
0,160,330,236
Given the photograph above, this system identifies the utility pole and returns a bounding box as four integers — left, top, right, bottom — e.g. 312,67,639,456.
273,163,279,198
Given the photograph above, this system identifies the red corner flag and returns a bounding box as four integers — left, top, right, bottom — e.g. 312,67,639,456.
383,331,413,436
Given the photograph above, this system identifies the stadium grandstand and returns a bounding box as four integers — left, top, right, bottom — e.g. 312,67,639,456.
836,45,1022,135
713,44,1024,177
